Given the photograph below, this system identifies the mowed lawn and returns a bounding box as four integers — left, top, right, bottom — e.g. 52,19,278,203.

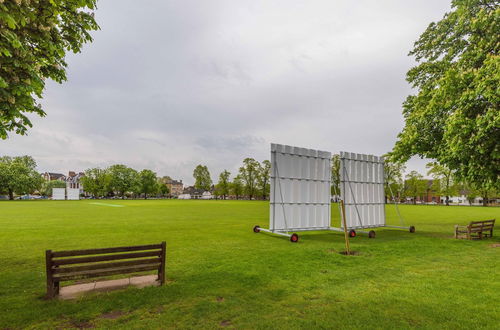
0,201,499,329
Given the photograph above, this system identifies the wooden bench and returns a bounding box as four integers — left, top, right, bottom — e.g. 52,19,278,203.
454,219,495,240
45,242,166,299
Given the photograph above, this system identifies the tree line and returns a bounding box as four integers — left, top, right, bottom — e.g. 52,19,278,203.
192,158,271,200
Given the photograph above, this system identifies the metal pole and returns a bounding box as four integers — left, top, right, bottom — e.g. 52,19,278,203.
342,164,364,228
340,200,351,255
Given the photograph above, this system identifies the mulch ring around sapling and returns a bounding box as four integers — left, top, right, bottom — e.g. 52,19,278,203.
339,250,361,256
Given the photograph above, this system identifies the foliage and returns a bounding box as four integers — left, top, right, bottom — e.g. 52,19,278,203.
216,170,231,199
384,159,406,202
239,158,260,199
256,160,271,199
157,180,170,197
40,179,66,197
108,164,138,198
136,169,158,199
0,155,42,199
0,0,100,139
230,175,244,199
426,162,458,205
193,165,212,191
391,0,499,189
81,167,110,197
404,171,428,204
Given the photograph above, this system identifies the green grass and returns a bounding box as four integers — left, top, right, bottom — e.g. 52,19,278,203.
0,200,499,329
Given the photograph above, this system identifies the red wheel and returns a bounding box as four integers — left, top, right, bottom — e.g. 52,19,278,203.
349,229,357,237
368,230,376,239
253,225,260,233
290,233,299,242
409,226,415,233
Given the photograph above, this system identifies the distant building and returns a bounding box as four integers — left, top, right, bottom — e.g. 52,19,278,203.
42,172,66,181
183,186,206,199
166,179,183,196
66,171,85,194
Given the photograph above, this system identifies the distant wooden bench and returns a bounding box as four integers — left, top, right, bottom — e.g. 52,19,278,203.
45,242,166,299
454,219,495,240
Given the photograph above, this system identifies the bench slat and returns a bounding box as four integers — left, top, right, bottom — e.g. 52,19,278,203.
51,244,162,258
53,264,161,281
53,258,161,274
52,251,162,266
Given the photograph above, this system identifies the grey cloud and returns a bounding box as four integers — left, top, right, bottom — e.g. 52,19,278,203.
2,0,452,184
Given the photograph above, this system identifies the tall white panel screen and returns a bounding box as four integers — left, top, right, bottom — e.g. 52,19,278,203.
52,188,65,200
67,188,80,200
340,152,385,229
270,144,331,231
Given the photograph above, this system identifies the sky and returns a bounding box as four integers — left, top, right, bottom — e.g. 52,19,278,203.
2,0,452,185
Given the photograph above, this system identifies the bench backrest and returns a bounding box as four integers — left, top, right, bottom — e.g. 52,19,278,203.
46,242,166,283
468,219,495,232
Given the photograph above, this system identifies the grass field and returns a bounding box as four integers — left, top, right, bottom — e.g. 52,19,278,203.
0,200,499,329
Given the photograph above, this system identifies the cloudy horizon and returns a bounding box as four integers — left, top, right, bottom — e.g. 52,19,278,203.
2,0,450,185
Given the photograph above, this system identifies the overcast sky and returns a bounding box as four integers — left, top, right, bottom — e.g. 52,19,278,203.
3,0,451,185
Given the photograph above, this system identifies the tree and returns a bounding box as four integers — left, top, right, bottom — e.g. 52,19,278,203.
157,179,170,197
81,168,110,198
0,1,99,139
404,171,427,204
426,162,457,206
108,165,138,198
230,175,244,200
239,158,259,199
40,180,66,197
331,154,340,197
257,160,271,200
135,169,158,199
0,155,43,199
216,170,231,200
391,0,499,191
384,160,406,203
193,165,212,191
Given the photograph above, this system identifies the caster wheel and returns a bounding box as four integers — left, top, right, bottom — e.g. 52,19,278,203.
368,230,376,239
290,233,299,243
253,225,260,233
349,229,357,237
409,226,415,233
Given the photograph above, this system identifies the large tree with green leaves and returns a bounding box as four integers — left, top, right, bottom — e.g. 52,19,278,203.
0,155,43,199
426,162,457,205
392,0,499,190
216,170,231,200
239,158,260,199
193,165,212,191
384,159,406,203
107,164,138,198
257,160,271,200
404,171,428,204
230,175,244,200
81,167,109,197
136,169,158,199
0,0,99,139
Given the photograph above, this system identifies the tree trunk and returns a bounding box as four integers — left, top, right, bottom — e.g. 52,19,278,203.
445,196,450,206
482,196,488,206
8,189,14,200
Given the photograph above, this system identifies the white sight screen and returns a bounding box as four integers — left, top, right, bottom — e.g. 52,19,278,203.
340,152,385,229
52,188,65,200
67,188,80,200
269,143,331,231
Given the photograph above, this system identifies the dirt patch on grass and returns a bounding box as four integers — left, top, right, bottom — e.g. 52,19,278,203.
339,250,360,256
490,243,500,248
216,296,225,302
99,311,127,320
220,320,232,327
67,320,95,329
